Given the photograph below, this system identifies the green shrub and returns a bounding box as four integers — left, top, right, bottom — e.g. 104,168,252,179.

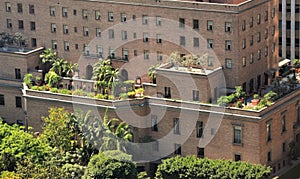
127,91,136,98
253,94,259,99
263,91,277,102
50,88,58,93
227,93,236,103
217,96,229,106
155,156,271,179
107,95,115,100
73,89,87,96
23,74,33,87
119,93,128,100
87,92,95,98
57,89,71,95
30,86,39,90
37,85,47,91
235,101,243,108
94,93,108,99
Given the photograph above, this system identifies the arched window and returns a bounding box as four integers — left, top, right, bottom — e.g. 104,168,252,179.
121,69,128,80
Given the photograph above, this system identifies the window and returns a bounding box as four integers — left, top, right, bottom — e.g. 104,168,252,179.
225,40,231,51
0,95,4,105
134,50,138,56
208,57,213,66
109,48,115,58
249,35,253,46
153,141,159,151
75,44,78,49
52,40,57,49
31,38,37,47
234,154,241,161
271,8,275,18
196,121,203,137
83,27,89,36
233,126,242,144
179,18,185,28
18,20,24,29
157,52,163,61
264,29,268,39
174,144,181,155
108,29,114,39
257,14,261,24
225,58,232,69
282,113,286,133
50,6,55,16
151,115,158,131
74,27,77,33
193,19,199,29
15,97,22,108
242,20,246,31
250,17,253,27
257,49,261,60
30,21,36,31
62,7,68,17
207,39,214,49
15,69,21,79
96,46,103,57
282,142,286,153
207,20,213,31
7,19,12,28
193,37,199,47
82,9,88,19
267,151,272,162
73,9,77,15
173,118,180,134
132,15,136,21
257,32,261,42
64,41,70,51
272,43,275,53
156,16,162,26
133,32,137,39
142,50,149,60
197,147,204,158
193,90,199,101
143,33,149,42
29,4,35,14
272,26,275,36
51,23,56,33
264,46,268,57
156,34,162,43
5,2,11,12
250,53,254,64
95,28,101,37
95,10,101,20
225,22,231,32
142,15,148,25
121,13,126,22
264,11,268,21
17,3,23,13
242,57,246,67
267,121,272,142
84,44,89,55
242,39,246,49
180,36,185,46
165,87,171,98
63,25,69,34
121,31,127,40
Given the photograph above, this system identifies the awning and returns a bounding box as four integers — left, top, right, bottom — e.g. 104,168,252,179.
279,59,291,67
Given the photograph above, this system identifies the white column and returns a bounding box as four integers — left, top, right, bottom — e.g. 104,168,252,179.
291,0,296,62
282,0,287,58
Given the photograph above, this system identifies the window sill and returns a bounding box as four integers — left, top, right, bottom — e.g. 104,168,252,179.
233,143,243,147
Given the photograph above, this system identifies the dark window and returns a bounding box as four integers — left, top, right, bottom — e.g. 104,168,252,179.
29,4,35,14
197,147,204,158
193,19,199,29
267,151,272,162
282,113,286,133
15,69,21,79
196,121,203,138
18,20,24,29
165,87,171,98
174,144,181,155
267,122,272,142
0,95,4,105
73,9,77,15
193,90,199,101
17,3,23,13
31,38,37,47
179,18,185,28
30,21,35,31
235,154,241,161
174,118,180,134
282,142,286,153
151,115,158,132
15,97,22,108
233,126,242,144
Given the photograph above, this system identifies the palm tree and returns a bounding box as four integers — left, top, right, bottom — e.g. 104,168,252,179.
40,48,57,64
64,63,78,77
148,64,160,83
50,58,68,76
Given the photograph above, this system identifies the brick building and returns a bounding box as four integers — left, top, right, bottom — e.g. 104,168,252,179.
0,0,278,91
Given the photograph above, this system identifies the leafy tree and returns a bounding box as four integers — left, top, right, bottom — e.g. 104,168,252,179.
40,48,57,64
155,156,271,179
148,64,160,84
44,71,60,87
83,152,137,179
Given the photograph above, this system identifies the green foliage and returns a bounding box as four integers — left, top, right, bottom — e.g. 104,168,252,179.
0,171,21,179
148,64,160,83
50,87,58,93
30,85,39,90
138,171,150,179
294,59,300,68
61,163,85,179
44,71,60,87
94,93,108,99
253,94,259,99
83,152,137,179
57,88,71,95
103,150,133,162
23,73,33,87
155,156,271,179
263,91,277,102
119,93,128,100
73,89,88,96
127,91,136,98
217,96,229,106
235,86,246,99
235,101,243,108
227,94,236,103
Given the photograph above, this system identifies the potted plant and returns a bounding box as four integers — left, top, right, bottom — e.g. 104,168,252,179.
234,86,246,102
23,73,33,87
251,94,260,105
35,76,42,86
